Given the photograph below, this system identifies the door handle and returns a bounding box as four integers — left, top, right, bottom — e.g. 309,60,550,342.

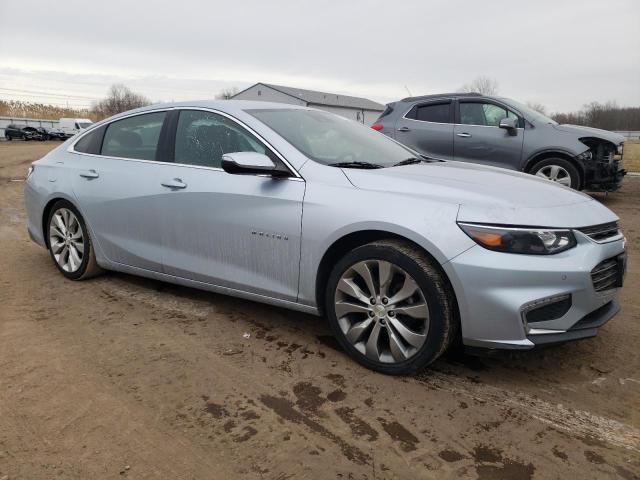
79,169,99,179
457,133,472,138
161,178,187,189
397,126,411,132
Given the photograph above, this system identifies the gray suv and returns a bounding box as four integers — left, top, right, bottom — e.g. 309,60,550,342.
373,93,626,191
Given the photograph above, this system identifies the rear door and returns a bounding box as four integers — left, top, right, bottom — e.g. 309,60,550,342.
393,100,454,160
453,99,524,169
70,110,169,271
155,109,305,302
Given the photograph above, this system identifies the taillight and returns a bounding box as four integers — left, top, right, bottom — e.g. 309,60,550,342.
371,123,384,131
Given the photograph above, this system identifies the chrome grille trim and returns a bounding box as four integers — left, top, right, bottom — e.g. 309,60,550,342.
591,257,620,292
577,221,620,243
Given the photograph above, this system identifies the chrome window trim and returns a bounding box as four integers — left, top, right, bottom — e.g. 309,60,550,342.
68,106,303,180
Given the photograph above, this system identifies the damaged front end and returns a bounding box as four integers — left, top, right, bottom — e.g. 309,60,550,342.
578,137,626,192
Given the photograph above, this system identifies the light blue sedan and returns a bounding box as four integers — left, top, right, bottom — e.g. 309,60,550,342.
24,101,626,374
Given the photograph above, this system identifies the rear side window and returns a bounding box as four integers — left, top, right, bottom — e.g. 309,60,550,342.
174,110,267,168
74,126,105,154
459,102,518,127
101,112,166,161
406,102,451,123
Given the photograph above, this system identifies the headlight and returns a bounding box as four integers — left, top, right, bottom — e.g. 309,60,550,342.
458,223,577,255
26,165,34,179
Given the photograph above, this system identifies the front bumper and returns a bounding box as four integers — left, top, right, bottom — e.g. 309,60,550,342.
443,231,625,350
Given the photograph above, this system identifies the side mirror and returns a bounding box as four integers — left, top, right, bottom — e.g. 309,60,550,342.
499,117,518,132
222,152,281,176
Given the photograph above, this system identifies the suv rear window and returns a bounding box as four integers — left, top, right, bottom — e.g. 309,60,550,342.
406,102,451,123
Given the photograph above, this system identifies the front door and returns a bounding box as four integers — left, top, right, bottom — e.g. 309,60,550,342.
157,109,305,301
453,100,525,169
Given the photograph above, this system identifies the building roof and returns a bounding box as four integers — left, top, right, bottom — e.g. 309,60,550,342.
235,83,385,111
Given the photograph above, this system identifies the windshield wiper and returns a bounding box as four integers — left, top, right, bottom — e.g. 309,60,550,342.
328,161,384,169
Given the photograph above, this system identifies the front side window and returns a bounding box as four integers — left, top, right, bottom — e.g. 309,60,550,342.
406,102,451,123
459,102,517,127
174,110,266,168
101,112,166,161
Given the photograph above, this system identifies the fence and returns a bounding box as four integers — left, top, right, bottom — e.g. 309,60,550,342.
614,131,640,141
0,116,60,139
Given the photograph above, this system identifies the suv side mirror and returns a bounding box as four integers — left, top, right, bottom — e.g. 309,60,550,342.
499,117,518,132
222,152,287,176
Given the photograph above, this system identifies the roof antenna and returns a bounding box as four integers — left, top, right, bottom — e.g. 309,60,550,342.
404,85,412,96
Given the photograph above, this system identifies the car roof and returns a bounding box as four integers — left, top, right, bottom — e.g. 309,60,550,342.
126,100,307,116
399,92,486,103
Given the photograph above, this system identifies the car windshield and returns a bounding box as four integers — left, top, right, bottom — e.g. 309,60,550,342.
247,108,420,167
78,122,93,129
499,98,558,125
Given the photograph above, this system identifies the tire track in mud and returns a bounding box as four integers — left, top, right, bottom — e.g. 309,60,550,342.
103,276,640,455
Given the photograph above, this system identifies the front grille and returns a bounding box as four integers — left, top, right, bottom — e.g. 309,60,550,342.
591,257,620,292
578,221,620,242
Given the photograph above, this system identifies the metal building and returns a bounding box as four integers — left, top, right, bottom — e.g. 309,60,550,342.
231,83,384,125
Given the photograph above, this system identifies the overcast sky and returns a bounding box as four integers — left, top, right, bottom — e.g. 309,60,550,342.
1,0,638,112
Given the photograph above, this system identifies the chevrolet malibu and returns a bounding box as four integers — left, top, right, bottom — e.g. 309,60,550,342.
24,101,626,375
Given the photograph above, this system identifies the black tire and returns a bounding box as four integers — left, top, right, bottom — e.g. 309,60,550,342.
22,134,28,141
325,239,457,375
46,200,103,280
5,134,11,141
529,157,581,190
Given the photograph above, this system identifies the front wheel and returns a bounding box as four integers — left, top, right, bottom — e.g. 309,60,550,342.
5,134,11,141
46,200,102,280
530,158,581,189
325,239,457,375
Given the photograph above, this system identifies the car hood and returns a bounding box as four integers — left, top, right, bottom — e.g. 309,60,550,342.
342,161,617,227
553,124,625,144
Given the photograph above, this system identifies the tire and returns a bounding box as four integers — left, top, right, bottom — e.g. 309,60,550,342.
5,134,11,141
529,157,581,190
22,134,28,141
46,200,103,280
325,239,457,375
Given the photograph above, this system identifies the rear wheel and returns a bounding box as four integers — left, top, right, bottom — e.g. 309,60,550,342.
530,158,581,189
46,200,102,280
325,239,457,375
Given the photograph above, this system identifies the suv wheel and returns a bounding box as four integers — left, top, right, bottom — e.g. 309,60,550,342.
325,239,457,375
530,158,580,189
46,200,102,280
5,134,11,141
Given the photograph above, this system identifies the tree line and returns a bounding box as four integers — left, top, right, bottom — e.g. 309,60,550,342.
3,81,638,131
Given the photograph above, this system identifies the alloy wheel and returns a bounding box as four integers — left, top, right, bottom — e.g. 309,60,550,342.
334,260,430,363
535,165,571,186
49,208,84,272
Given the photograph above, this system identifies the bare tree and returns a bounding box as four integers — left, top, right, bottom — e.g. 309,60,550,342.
459,76,499,95
215,87,239,100
526,101,547,115
92,84,151,118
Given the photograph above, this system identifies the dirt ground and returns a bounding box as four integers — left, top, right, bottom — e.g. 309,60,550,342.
0,140,638,480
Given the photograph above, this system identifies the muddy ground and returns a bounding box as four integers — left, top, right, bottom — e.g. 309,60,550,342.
0,141,638,479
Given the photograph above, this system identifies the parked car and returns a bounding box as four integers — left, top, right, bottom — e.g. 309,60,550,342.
4,123,40,141
24,101,626,374
36,126,68,141
372,93,626,191
58,118,94,137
